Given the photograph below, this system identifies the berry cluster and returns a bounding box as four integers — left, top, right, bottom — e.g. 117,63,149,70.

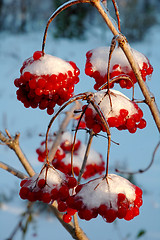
14,51,80,114
36,132,105,179
19,164,77,204
85,46,153,90
83,89,146,134
66,174,143,222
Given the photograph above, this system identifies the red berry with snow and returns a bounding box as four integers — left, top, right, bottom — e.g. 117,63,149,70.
19,164,77,204
85,46,153,90
83,89,146,134
14,51,80,114
68,174,143,223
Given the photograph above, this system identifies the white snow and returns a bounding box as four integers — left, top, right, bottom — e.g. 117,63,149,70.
23,53,74,76
61,142,103,167
39,166,66,188
76,174,136,210
89,45,149,77
89,89,138,119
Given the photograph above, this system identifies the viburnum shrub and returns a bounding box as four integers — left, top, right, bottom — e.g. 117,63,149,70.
1,1,160,240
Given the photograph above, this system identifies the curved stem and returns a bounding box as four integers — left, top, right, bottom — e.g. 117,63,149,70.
115,141,160,175
99,74,135,100
48,102,81,162
42,0,90,54
45,94,87,164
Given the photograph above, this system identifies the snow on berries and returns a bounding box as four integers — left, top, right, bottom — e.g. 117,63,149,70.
36,132,105,179
85,46,153,90
83,89,146,134
19,164,77,204
14,51,80,114
67,174,143,222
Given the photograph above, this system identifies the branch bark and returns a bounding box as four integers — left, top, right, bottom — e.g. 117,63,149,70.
0,131,35,177
0,161,28,179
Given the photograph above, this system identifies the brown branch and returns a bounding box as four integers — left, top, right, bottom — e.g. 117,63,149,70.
92,0,160,133
78,130,94,182
50,202,89,240
111,0,121,32
0,161,28,179
0,131,35,177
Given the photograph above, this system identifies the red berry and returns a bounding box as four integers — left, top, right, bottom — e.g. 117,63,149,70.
104,209,117,223
33,51,42,60
59,185,69,200
67,177,77,189
20,179,28,187
137,119,147,129
42,192,51,203
126,118,136,129
120,109,129,118
51,188,59,200
67,208,77,216
37,179,46,189
58,201,67,212
19,187,29,199
63,214,72,223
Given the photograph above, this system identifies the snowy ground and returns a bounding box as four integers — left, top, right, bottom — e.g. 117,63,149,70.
0,23,160,240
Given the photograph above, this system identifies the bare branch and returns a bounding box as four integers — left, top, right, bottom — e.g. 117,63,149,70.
0,161,28,179
0,131,35,177
50,202,89,240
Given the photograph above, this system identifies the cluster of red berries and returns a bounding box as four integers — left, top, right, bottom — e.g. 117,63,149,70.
83,90,146,134
36,132,105,179
66,174,143,222
85,46,153,90
14,51,80,114
19,164,77,204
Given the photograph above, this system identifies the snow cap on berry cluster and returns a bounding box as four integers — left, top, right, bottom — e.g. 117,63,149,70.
76,174,136,210
84,89,146,133
69,174,143,222
22,54,75,76
85,46,153,89
19,164,77,203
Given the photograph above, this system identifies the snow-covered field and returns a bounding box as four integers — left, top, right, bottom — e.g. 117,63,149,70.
0,22,160,240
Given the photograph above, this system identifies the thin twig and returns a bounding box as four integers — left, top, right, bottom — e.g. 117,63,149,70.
48,102,81,162
78,131,94,182
115,141,160,175
42,0,90,54
0,161,28,179
0,131,35,177
111,0,121,32
50,202,89,240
